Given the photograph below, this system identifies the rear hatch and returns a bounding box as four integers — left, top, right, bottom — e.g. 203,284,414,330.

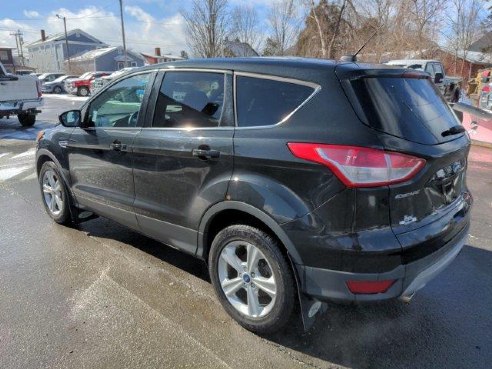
337,65,470,239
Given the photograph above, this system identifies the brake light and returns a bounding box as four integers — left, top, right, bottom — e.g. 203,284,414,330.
36,80,42,97
482,85,491,93
346,280,395,294
287,143,426,187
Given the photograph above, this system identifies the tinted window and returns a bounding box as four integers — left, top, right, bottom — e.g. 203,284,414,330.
152,71,225,128
87,73,150,128
433,63,444,75
349,77,461,145
236,76,314,127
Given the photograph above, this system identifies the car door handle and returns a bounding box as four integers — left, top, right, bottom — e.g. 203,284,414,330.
192,148,220,160
110,140,127,151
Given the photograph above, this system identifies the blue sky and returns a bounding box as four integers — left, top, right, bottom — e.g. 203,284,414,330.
0,0,274,55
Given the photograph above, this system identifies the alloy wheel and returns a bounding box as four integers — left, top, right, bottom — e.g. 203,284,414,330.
218,241,277,318
42,170,64,216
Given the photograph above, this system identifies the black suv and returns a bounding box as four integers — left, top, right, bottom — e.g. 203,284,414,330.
36,58,472,333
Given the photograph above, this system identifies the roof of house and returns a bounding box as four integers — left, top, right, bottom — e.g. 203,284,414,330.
141,52,184,60
26,29,106,47
223,40,258,57
70,46,144,62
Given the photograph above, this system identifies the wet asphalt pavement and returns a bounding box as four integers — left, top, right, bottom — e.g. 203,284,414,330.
0,95,491,369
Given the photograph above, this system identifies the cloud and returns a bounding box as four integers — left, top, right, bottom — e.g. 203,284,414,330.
23,10,40,19
0,6,187,55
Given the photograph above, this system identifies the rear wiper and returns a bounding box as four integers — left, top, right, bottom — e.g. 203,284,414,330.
441,125,465,137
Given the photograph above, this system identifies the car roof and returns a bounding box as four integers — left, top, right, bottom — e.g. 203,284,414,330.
134,57,413,82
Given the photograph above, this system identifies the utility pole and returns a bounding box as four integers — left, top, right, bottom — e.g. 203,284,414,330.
9,30,25,66
56,14,71,73
119,0,128,68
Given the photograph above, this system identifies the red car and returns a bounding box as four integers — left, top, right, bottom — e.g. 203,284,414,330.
65,71,111,96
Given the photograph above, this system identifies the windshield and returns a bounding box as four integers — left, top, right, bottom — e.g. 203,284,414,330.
38,73,49,79
78,72,91,79
53,75,67,83
348,77,462,145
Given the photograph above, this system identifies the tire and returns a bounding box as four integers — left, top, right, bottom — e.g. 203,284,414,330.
39,161,72,225
53,86,62,94
17,113,36,127
78,86,89,96
208,225,295,334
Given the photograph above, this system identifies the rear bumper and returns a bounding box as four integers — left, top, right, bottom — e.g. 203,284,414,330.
0,98,43,115
297,224,469,302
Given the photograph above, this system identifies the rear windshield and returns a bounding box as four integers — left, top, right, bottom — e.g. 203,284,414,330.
349,77,462,144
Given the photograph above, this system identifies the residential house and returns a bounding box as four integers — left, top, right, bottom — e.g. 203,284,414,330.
26,29,107,73
68,46,145,73
141,48,184,64
223,38,258,57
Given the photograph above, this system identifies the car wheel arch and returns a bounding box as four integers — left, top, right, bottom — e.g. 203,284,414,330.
197,201,303,265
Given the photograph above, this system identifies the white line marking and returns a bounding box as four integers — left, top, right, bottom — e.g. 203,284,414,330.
11,148,36,159
0,166,30,181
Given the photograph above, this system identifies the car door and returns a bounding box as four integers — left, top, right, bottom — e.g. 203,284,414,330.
132,69,234,254
67,72,153,229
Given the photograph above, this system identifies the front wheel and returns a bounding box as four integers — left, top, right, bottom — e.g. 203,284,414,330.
39,161,72,225
209,225,295,334
78,87,89,96
17,113,36,127
53,86,62,94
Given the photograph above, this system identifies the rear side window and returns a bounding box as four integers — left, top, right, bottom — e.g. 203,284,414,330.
236,76,314,127
349,77,461,145
152,71,225,128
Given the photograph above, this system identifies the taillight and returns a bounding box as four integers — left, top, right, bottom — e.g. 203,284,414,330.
346,279,395,294
36,80,42,97
482,85,491,93
287,143,426,188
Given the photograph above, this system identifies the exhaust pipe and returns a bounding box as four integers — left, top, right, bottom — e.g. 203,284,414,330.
399,291,416,304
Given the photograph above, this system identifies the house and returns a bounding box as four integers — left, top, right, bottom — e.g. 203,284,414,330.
0,48,15,72
0,48,35,74
68,46,145,73
26,29,108,73
141,48,184,64
223,38,258,57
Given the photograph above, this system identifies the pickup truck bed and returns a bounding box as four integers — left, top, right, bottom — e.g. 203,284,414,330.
0,62,43,127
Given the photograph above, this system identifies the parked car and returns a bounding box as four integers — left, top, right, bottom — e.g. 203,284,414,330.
38,73,65,85
387,59,462,102
42,75,79,94
66,71,112,96
36,58,472,334
0,61,42,126
91,68,136,95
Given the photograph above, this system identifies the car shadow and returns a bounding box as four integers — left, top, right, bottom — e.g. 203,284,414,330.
78,216,210,282
75,216,492,369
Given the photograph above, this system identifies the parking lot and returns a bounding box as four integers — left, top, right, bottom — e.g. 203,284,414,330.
0,94,491,369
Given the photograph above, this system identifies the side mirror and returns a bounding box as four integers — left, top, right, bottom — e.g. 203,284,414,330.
434,72,444,84
59,110,81,127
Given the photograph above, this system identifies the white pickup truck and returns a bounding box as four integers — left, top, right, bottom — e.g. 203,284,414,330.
0,61,43,127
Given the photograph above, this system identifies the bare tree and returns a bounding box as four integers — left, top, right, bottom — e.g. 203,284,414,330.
230,5,263,52
267,0,300,55
182,0,229,58
409,0,448,57
446,0,483,75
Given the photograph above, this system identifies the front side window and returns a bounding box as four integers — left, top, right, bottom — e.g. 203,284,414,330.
87,73,150,128
236,76,315,127
152,71,225,128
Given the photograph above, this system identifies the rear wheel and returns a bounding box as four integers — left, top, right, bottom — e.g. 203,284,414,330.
39,161,72,225
209,225,295,334
17,113,36,127
78,86,89,96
